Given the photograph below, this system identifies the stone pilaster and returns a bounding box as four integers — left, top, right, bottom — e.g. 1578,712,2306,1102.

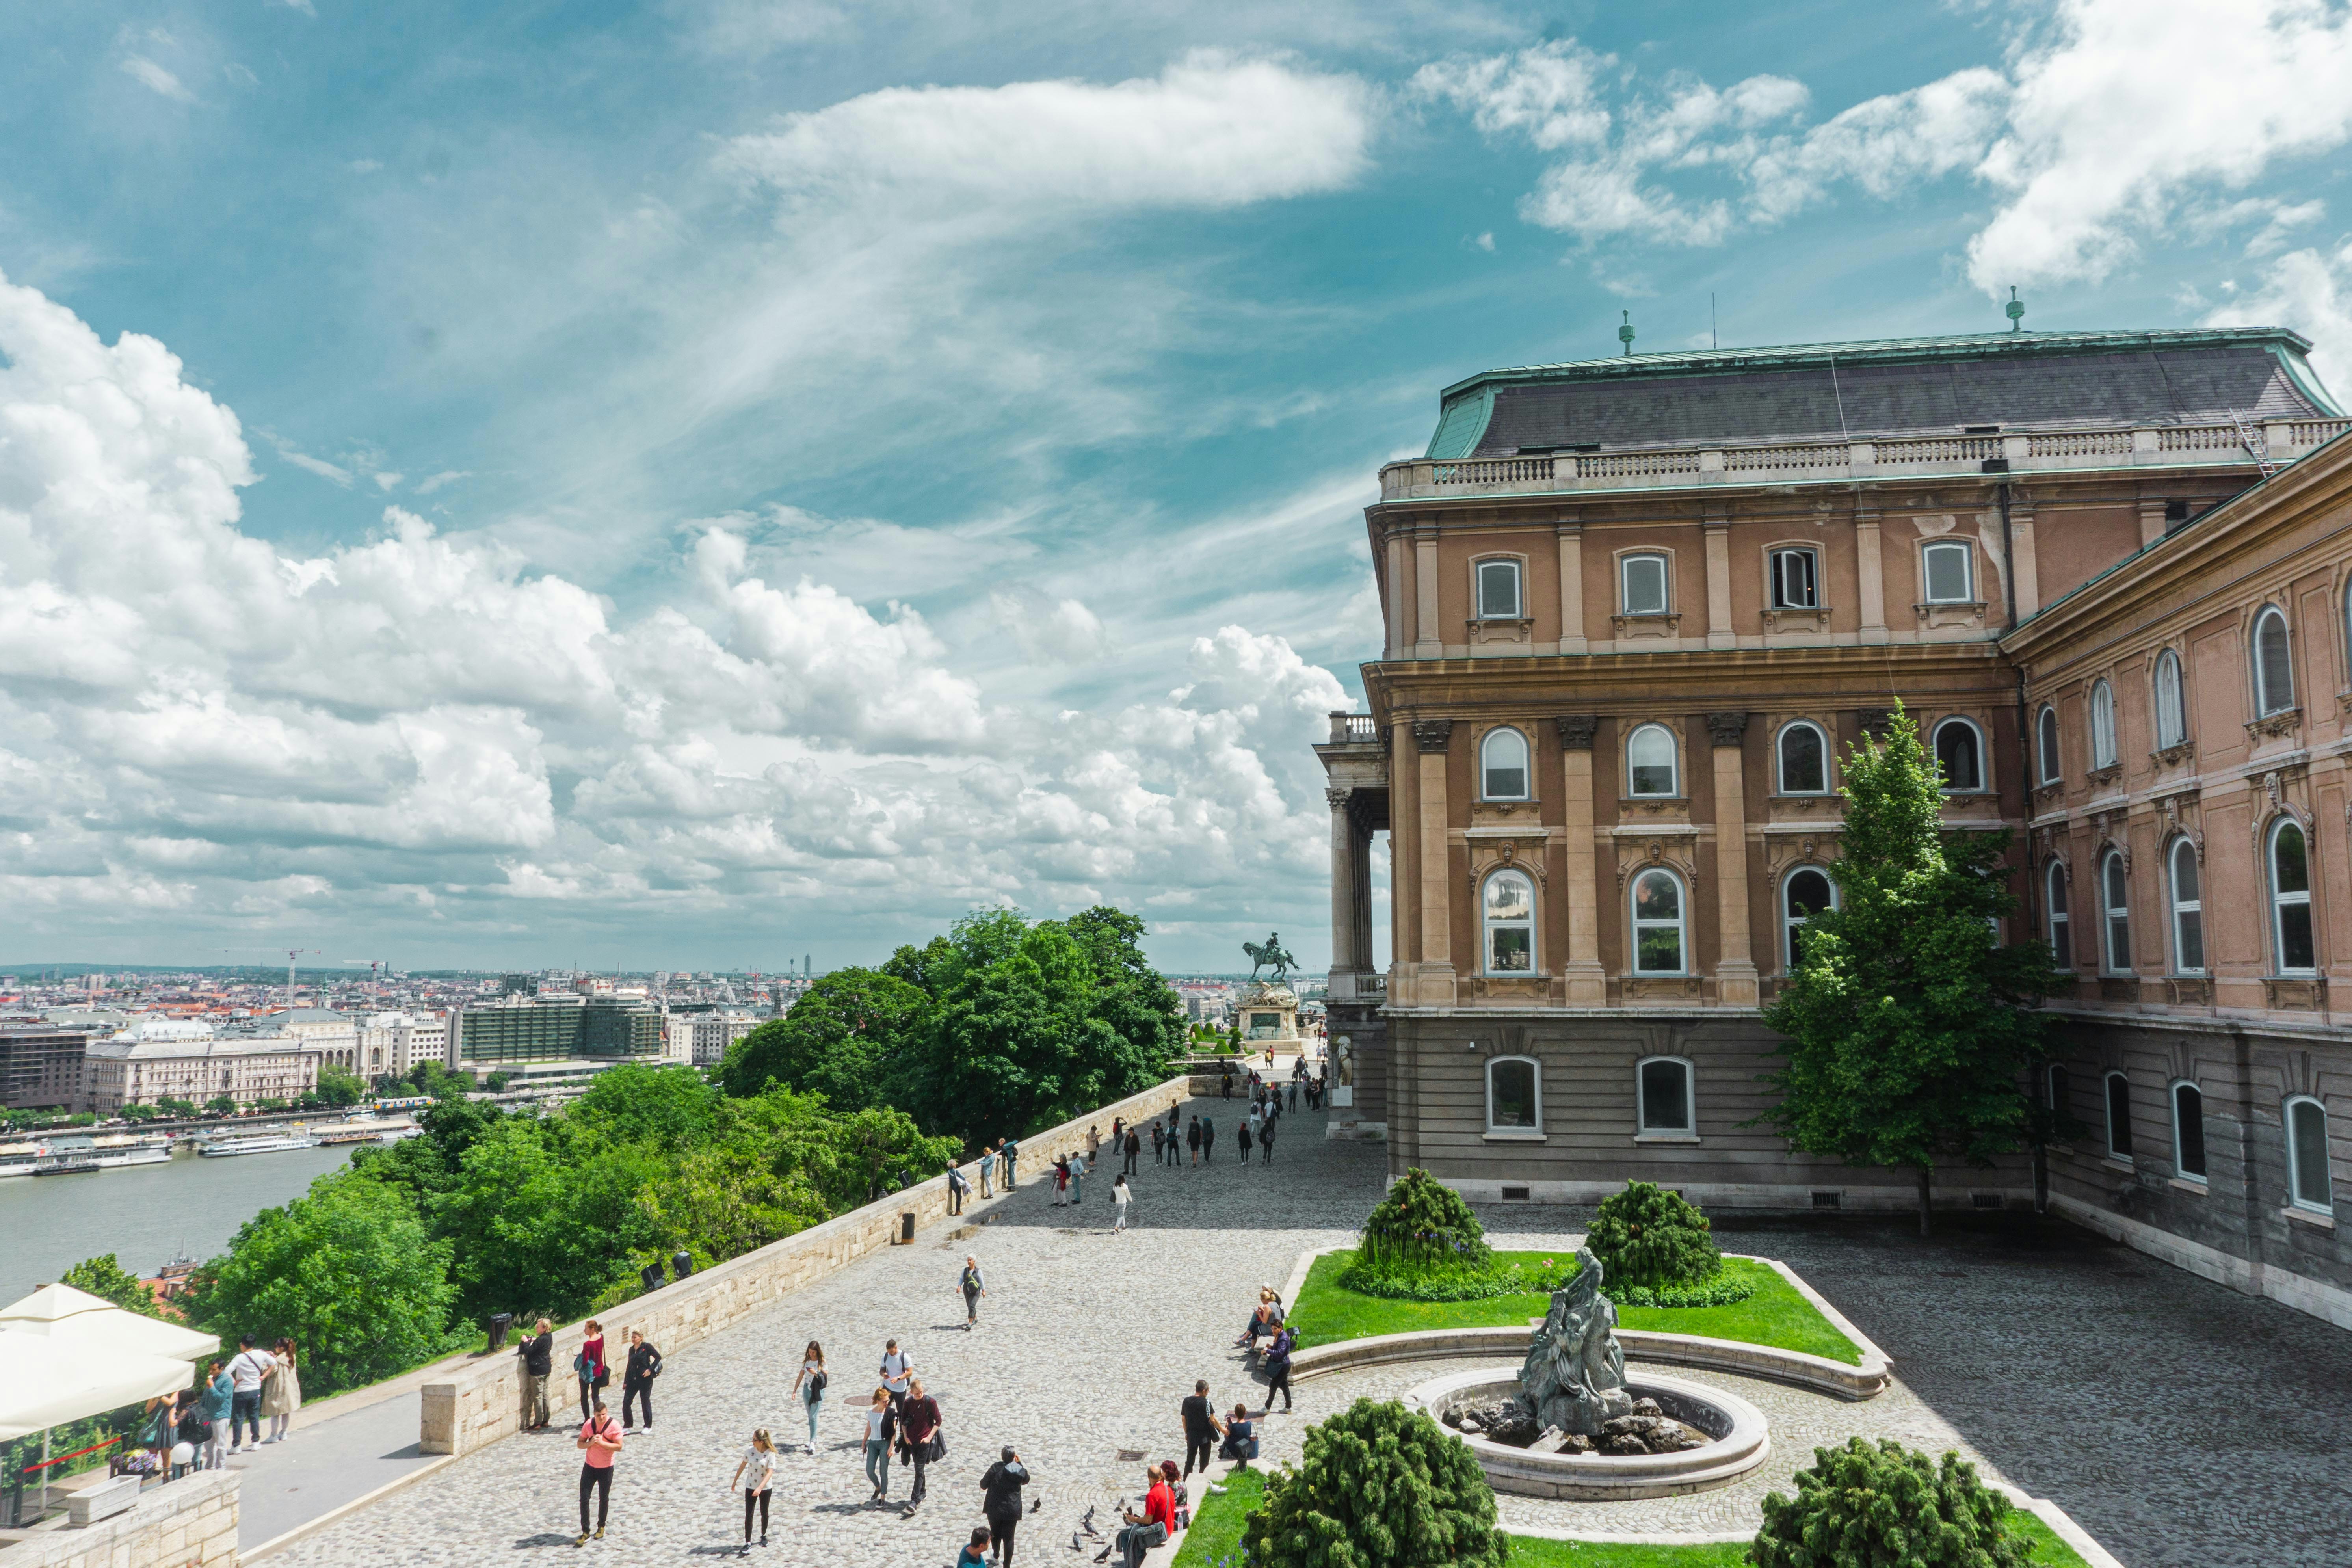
1557,715,1606,1002
1707,711,1759,1006
1413,719,1456,1002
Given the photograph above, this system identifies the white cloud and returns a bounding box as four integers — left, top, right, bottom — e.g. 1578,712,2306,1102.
414,470,470,493
271,443,354,487
2203,241,2352,400
992,589,1109,666
1412,38,1614,152
120,56,195,103
373,471,403,492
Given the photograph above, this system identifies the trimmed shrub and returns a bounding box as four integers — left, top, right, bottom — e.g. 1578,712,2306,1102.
1750,1438,2032,1568
1242,1397,1508,1568
1611,1275,1754,1309
1359,1168,1492,1274
1585,1180,1722,1290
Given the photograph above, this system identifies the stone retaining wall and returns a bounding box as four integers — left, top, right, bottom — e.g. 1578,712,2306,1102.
420,1073,1209,1457
3,1472,238,1568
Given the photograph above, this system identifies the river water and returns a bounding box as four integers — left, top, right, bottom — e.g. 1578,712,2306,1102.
0,1142,359,1306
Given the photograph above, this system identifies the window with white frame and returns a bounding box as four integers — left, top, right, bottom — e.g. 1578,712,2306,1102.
1636,1056,1694,1135
2046,860,2070,962
1922,540,1973,603
2168,837,2204,974
2153,650,2186,750
1620,553,1669,615
1932,718,1983,792
2171,1080,2206,1181
1486,1055,1539,1133
1783,867,1835,969
1777,721,1827,794
2270,819,2316,973
1768,547,1818,609
2036,706,2061,785
2105,1071,2134,1159
2287,1095,2333,1213
1627,724,1679,796
1483,869,1535,974
2253,606,2294,716
1476,559,1523,620
2100,849,2132,973
2089,680,2117,769
1481,727,1530,800
1631,869,1686,974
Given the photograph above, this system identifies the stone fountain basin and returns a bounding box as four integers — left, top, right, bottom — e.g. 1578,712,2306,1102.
1407,1368,1770,1500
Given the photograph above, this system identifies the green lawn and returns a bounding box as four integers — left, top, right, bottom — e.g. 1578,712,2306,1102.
1170,1469,2089,1568
1287,1253,1862,1365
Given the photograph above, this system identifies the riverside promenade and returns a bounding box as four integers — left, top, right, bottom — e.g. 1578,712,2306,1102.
258,1096,2352,1568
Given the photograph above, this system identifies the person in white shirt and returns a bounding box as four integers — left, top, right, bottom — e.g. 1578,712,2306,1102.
879,1340,912,1415
729,1428,777,1549
1113,1173,1131,1233
225,1337,276,1453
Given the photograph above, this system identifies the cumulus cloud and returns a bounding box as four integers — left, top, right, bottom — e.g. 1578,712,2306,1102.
2203,240,2352,398
991,589,1109,667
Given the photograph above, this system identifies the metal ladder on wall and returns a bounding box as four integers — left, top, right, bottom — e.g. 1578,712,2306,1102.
2231,409,2279,478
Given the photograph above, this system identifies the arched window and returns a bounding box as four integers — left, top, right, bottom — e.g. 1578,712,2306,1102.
1783,867,1835,970
1627,724,1679,797
2045,860,2071,963
1933,719,1983,793
2171,1081,2206,1181
2287,1095,2333,1213
1481,727,1530,800
1482,869,1535,974
2270,819,2316,974
2105,1071,2134,1159
2100,849,2132,974
1922,540,1973,603
2036,706,2061,785
2153,650,2186,750
1636,1057,1694,1135
1486,1056,1540,1134
1631,869,1686,974
1476,559,1523,620
2253,606,2294,716
2089,680,2117,769
1621,552,1670,615
1777,722,1827,794
2167,837,2204,974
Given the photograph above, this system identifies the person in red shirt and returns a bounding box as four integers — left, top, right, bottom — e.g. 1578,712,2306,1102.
574,1401,623,1544
897,1377,944,1516
1112,1461,1178,1568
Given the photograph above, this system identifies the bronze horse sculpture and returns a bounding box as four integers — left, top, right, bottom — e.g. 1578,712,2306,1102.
1242,933,1298,986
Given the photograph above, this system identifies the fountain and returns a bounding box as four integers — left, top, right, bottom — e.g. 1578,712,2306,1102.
1406,1248,1770,1499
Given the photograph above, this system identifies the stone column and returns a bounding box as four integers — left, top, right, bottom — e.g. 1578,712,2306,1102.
1704,517,1735,650
1707,711,1759,1006
1385,532,1409,658
1556,520,1587,654
1351,817,1376,978
2010,498,2040,619
2138,498,2167,549
1414,528,1442,659
1414,719,1456,1004
1556,715,1606,1003
1855,508,1888,644
1327,788,1358,979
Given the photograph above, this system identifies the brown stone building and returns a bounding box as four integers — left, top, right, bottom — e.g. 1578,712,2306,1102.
1316,327,2352,1328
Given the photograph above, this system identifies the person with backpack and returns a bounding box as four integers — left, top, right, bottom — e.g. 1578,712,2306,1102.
959,1256,986,1329
1185,1116,1201,1168
979,1444,1029,1566
1259,1115,1277,1165
1200,1116,1216,1164
879,1339,913,1414
517,1318,554,1431
1235,1120,1253,1166
896,1377,943,1516
1149,1120,1165,1167
1179,1380,1220,1478
574,1397,623,1544
729,1427,776,1550
1122,1126,1140,1176
790,1340,826,1453
576,1320,608,1415
619,1329,662,1432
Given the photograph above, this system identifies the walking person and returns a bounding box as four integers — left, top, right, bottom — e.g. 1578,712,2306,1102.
1262,1324,1296,1413
730,1428,776,1551
575,1397,623,1544
1149,1120,1165,1168
1179,1380,1220,1478
260,1338,301,1443
862,1386,896,1502
1085,1124,1101,1169
979,1445,1029,1566
879,1339,913,1414
517,1318,554,1431
1122,1126,1140,1176
225,1334,274,1453
959,1527,994,1568
959,1255,986,1329
1186,1116,1201,1168
1069,1152,1084,1206
897,1377,942,1516
1112,1172,1131,1233
576,1321,608,1415
620,1328,662,1432
1201,1116,1216,1164
790,1341,827,1453
1260,1115,1277,1165
1236,1120,1253,1166
199,1359,232,1469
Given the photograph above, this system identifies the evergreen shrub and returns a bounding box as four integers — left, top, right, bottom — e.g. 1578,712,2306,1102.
1750,1438,2032,1568
1242,1397,1508,1568
1584,1180,1722,1290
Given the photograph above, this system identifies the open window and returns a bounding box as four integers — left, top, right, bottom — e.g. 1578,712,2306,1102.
2089,680,2117,770
1768,547,1818,609
2036,706,2061,785
2105,1071,2134,1159
2045,860,2070,963
2171,1081,2206,1183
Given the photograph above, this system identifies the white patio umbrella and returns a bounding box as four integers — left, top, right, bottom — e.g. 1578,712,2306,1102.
0,1284,219,1363
0,1329,195,1442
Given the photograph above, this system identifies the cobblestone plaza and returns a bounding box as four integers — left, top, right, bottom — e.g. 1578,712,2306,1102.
265,1099,2352,1568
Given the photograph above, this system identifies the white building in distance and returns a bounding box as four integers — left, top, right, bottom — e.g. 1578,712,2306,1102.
82,1019,324,1112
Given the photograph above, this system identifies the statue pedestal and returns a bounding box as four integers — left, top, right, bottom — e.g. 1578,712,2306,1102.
1236,980,1302,1050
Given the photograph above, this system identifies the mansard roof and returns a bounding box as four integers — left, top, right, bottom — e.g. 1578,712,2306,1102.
1425,327,2339,460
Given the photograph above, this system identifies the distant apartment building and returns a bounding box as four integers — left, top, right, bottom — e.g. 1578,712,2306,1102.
81,1019,323,1112
447,996,667,1068
273,1007,361,1072
691,1011,759,1067
663,1013,697,1064
356,1011,448,1079
0,1024,91,1111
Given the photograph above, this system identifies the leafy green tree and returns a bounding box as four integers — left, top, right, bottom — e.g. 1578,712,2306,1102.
1585,1181,1722,1289
1242,1398,1507,1568
188,1170,462,1396
484,1071,512,1092
156,1097,197,1117
1760,707,2062,1236
204,1096,237,1115
1751,1438,2031,1568
59,1254,163,1317
313,1066,367,1107
719,970,931,1108
568,1062,718,1151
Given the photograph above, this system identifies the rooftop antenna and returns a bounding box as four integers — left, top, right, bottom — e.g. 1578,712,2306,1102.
2006,286,2025,333
1618,311,1636,356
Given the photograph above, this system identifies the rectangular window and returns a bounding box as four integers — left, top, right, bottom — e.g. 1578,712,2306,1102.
1621,554,1668,615
1638,1059,1691,1132
1768,548,1818,609
1476,560,1522,619
1923,541,1973,604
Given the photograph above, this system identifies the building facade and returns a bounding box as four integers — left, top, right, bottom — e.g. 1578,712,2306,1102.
82,1021,324,1111
0,1025,91,1110
1317,327,2352,1327
448,997,667,1068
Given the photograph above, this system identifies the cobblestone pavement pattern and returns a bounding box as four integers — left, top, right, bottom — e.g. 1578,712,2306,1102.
268,1099,2352,1568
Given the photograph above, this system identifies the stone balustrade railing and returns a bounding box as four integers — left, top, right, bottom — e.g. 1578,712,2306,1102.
1380,419,2352,500
1326,712,1380,744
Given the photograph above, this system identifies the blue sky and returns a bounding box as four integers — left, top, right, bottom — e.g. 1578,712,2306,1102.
5,0,2352,973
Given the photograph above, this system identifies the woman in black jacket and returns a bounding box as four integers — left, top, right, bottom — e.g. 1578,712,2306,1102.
979,1446,1030,1566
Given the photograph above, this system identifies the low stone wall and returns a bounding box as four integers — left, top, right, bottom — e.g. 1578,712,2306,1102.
420,1074,1204,1457
3,1472,238,1568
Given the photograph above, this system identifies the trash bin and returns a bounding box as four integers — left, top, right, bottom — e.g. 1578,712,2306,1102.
487,1311,514,1352
899,1211,916,1244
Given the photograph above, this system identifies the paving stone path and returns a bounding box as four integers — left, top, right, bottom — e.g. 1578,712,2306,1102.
267,1098,2352,1568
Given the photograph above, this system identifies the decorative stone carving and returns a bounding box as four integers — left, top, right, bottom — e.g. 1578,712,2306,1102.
2084,764,2121,789
2152,743,2195,770
2245,708,2303,741
1556,714,1600,750
1704,711,1750,747
1518,1248,1635,1437
1325,787,1353,808
1413,719,1456,753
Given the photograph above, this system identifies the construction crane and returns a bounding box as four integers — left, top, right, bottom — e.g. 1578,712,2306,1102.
220,947,321,1011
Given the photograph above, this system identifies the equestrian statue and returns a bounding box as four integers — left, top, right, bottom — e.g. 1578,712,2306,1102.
1242,932,1298,987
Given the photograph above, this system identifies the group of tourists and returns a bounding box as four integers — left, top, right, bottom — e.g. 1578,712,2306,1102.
129,1334,302,1479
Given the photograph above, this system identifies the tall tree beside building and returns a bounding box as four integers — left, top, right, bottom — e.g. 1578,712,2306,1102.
1760,707,2063,1236
717,968,930,1109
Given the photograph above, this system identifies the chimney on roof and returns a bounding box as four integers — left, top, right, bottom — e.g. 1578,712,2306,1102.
1618,311,1636,355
